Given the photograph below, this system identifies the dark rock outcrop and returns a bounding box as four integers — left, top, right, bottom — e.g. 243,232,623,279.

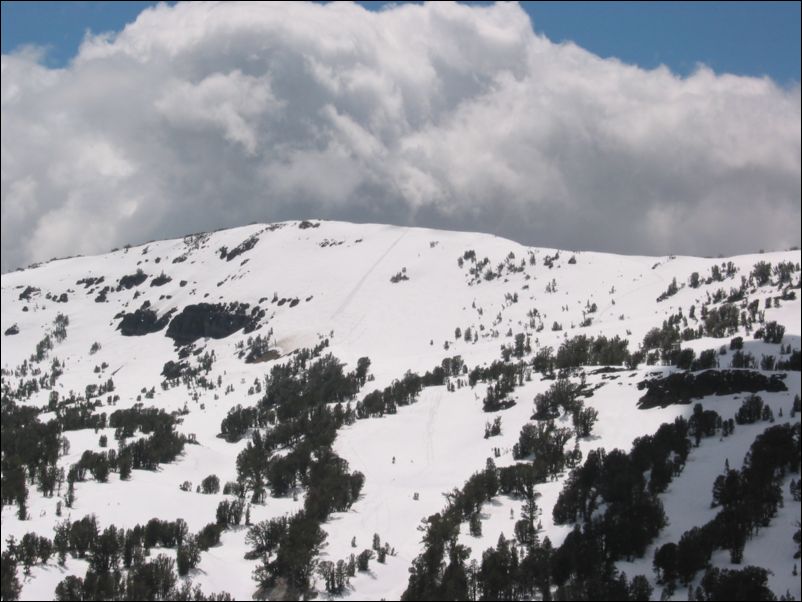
117,270,148,291
95,286,110,303
222,234,259,262
19,286,40,301
150,273,172,287
4,324,19,336
117,308,172,336
76,276,104,289
161,360,189,379
165,303,262,346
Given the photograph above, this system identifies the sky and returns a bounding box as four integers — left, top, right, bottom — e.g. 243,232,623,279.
1,1,800,271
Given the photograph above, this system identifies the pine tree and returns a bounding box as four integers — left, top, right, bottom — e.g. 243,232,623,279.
469,513,482,537
1,551,23,602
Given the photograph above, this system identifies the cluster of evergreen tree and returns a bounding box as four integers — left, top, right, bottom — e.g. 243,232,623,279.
401,438,679,601
219,404,259,442
1,396,65,519
637,369,787,409
703,304,743,338
401,417,707,599
359,371,426,418
237,350,482,597
354,356,463,418
52,405,189,511
160,348,219,391
532,378,580,420
500,333,532,361
399,364,746,599
775,349,801,371
656,277,680,302
641,317,684,364
260,353,362,422
643,261,799,346
219,232,260,261
458,250,529,284
215,498,246,527
484,417,502,438
733,394,775,425
530,378,599,440
2,356,64,402
552,418,691,559
249,511,328,597
468,360,526,412
469,360,525,388
731,349,757,369
531,335,631,374
689,403,730,446
56,400,107,431
118,426,186,472
756,321,786,345
638,288,786,365
1,513,231,601
654,422,800,590
51,554,231,601
224,350,372,598
750,261,774,287
317,554,358,595
108,405,177,438
399,415,698,600
694,566,777,601
513,421,574,477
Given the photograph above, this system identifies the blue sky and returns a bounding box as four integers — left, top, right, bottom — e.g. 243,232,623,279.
2,1,800,84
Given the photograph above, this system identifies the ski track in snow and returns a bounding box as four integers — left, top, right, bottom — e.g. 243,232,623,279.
331,229,407,322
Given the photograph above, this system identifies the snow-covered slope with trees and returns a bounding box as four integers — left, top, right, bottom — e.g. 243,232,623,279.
1,220,800,601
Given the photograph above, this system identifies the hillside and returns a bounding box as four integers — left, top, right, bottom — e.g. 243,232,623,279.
1,220,800,601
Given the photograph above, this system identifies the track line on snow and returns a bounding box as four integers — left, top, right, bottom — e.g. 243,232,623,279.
331,230,407,320
597,262,670,320
424,389,442,466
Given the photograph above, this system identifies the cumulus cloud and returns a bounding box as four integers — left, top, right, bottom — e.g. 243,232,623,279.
1,1,800,271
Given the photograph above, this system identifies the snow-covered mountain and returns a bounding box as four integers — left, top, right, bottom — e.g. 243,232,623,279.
2,220,800,601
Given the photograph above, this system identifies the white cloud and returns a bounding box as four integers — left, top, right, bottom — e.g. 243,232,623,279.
1,1,800,271
155,70,278,154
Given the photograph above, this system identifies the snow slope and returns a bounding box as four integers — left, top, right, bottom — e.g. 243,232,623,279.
1,220,800,600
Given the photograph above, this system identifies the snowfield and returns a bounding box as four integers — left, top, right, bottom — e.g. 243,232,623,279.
1,220,800,601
